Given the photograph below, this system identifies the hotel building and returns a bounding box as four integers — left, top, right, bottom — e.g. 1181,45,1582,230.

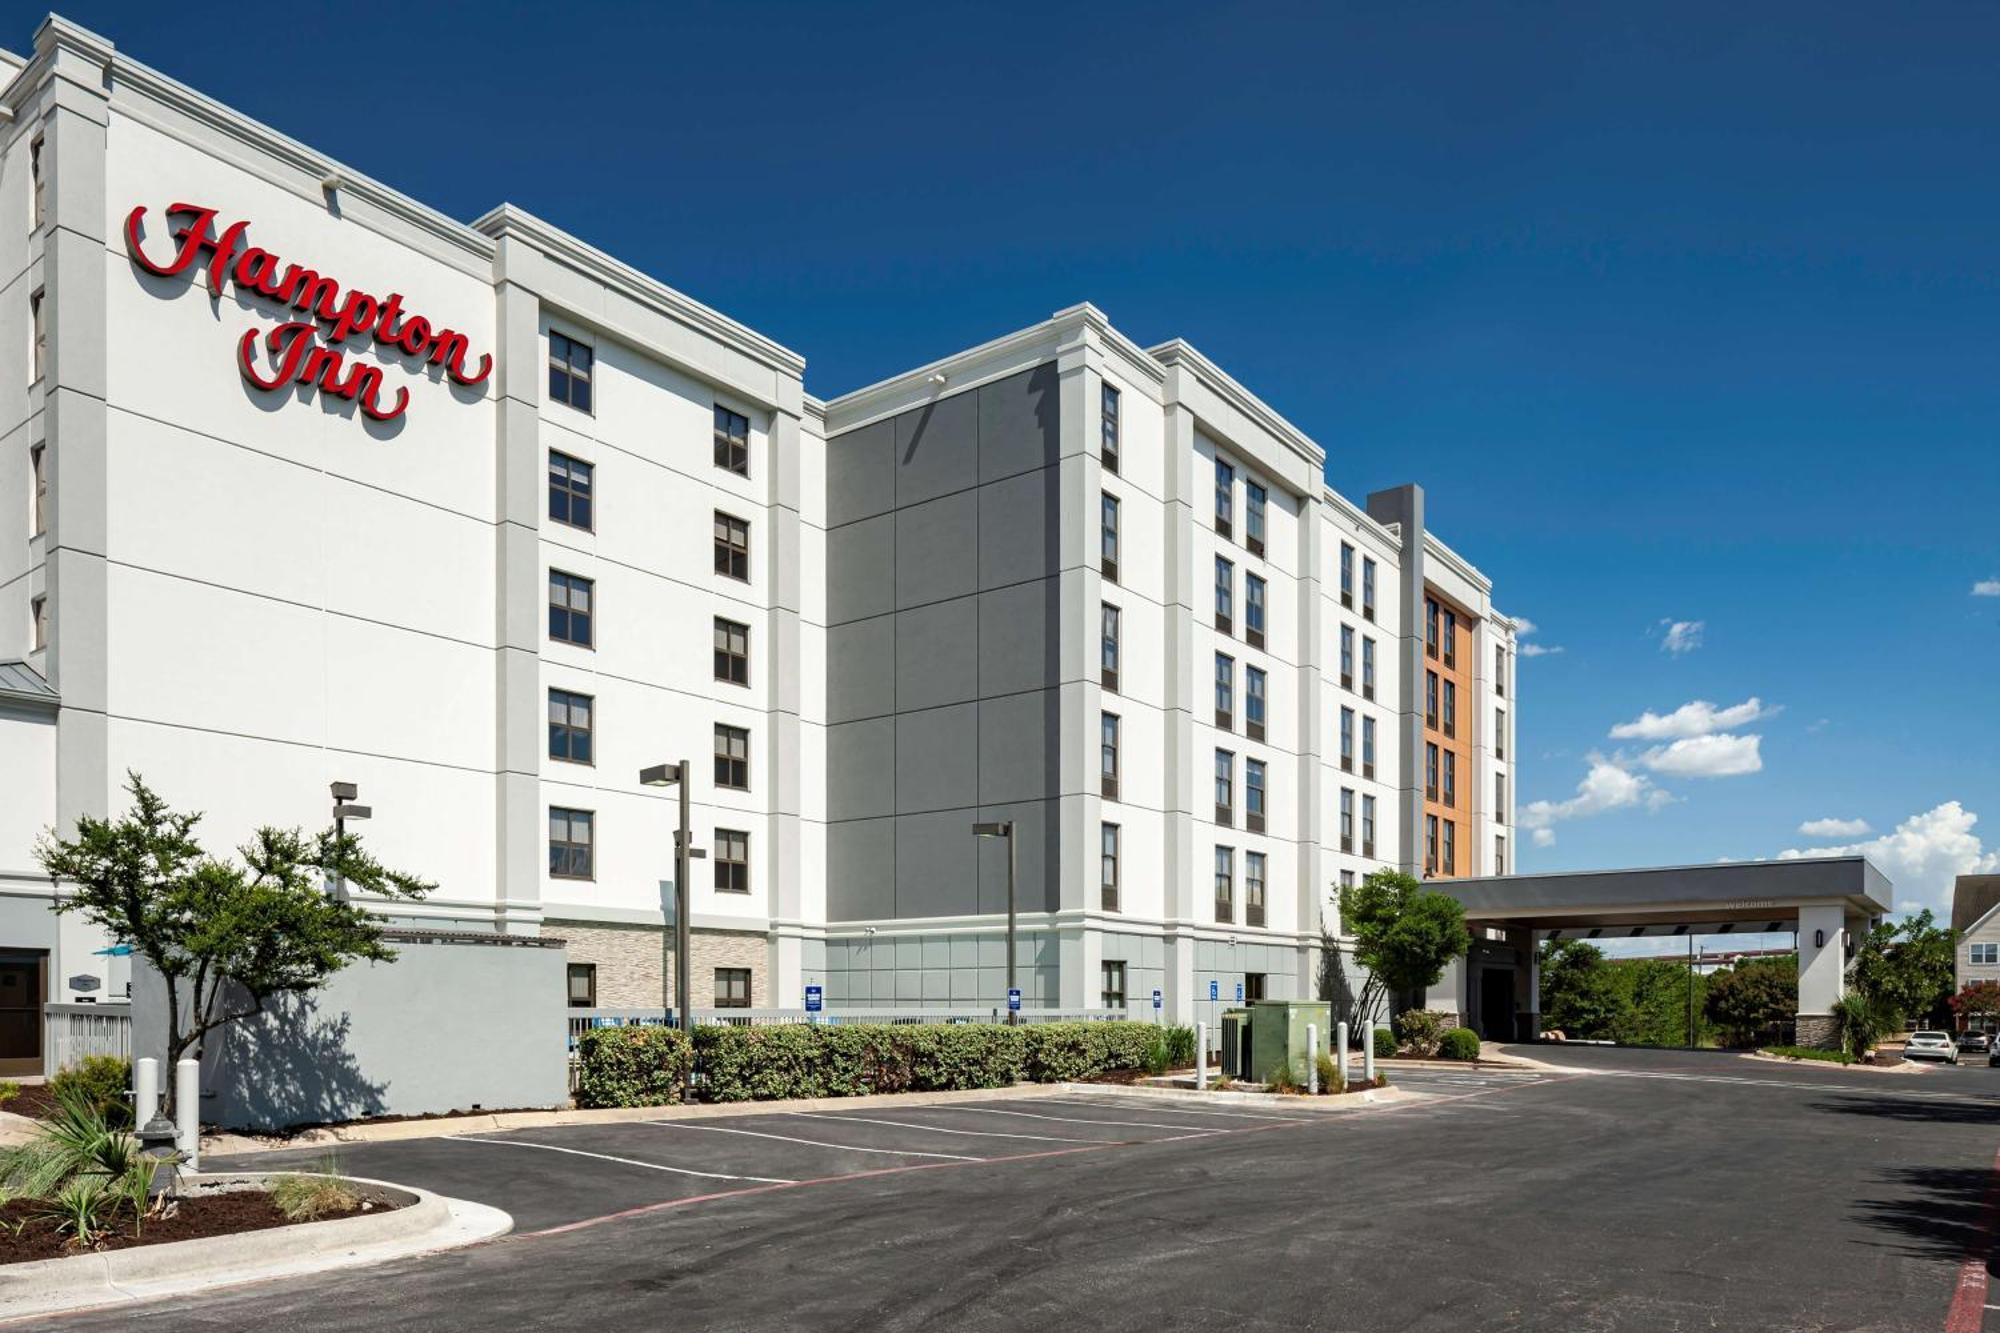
0,15,1513,1073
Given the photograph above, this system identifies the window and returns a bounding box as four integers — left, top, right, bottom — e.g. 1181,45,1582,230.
1101,383,1120,474
1495,836,1506,876
1496,644,1508,697
1974,944,2000,966
548,451,593,530
1244,972,1267,1001
30,288,44,384
1426,598,1440,658
549,807,594,879
548,330,592,411
1101,712,1120,801
1426,742,1440,799
1101,823,1120,911
1425,814,1439,874
1245,481,1267,557
714,511,751,581
29,444,45,538
1443,819,1457,875
1214,846,1234,922
29,137,42,230
1443,609,1457,669
714,967,752,1008
1245,574,1266,649
1443,680,1457,738
548,688,593,764
1361,557,1376,621
1340,706,1354,772
1362,637,1376,700
1214,749,1234,826
1245,665,1266,742
1340,788,1355,852
1362,795,1377,858
1246,759,1266,834
1100,492,1120,583
1101,960,1127,1010
1425,671,1439,728
1496,771,1506,815
567,963,597,1009
1443,750,1457,808
713,404,750,476
714,617,750,685
1340,626,1354,690
1340,543,1354,608
1215,652,1234,731
1214,459,1234,538
30,594,46,652
1101,603,1121,693
714,828,750,893
1496,708,1507,760
548,570,594,647
1362,716,1376,780
714,724,750,790
1246,852,1267,927
1214,556,1233,634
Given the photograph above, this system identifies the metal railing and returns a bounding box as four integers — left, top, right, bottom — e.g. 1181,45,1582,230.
44,1002,132,1072
566,1006,1124,1049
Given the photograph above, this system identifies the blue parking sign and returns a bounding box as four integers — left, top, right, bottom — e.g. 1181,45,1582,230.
1007,987,1022,1012
804,985,823,1013
1209,979,1219,1001
1235,981,1244,1002
1152,988,1163,1011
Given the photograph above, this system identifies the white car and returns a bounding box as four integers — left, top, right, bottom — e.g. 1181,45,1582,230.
1905,1031,1959,1064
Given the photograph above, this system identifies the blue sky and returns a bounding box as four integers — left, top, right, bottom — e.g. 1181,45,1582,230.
45,2,2000,914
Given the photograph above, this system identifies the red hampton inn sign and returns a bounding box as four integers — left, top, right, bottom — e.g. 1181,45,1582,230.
124,203,492,423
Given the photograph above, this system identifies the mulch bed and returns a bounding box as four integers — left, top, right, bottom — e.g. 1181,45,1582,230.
2,1085,68,1122
0,1189,393,1265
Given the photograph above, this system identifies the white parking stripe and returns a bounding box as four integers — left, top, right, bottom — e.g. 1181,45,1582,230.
1033,1100,1308,1122
642,1120,983,1161
785,1113,1094,1143
445,1135,795,1184
907,1105,1223,1132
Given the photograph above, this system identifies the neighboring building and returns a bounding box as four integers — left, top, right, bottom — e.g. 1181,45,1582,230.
1952,874,2000,1019
0,16,1516,1075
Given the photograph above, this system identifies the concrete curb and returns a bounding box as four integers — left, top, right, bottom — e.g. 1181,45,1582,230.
0,1172,511,1324
1056,1081,1415,1111
1741,1051,1930,1075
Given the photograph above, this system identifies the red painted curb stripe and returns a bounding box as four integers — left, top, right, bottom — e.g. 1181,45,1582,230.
1943,1144,2000,1333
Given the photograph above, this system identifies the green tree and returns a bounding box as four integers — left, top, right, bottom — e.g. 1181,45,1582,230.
1607,958,1708,1047
1538,940,1622,1039
1704,956,1797,1046
1949,981,2000,1029
1340,870,1470,1022
1851,910,1957,1030
37,775,432,1098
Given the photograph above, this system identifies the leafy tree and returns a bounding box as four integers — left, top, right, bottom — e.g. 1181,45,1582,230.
1704,956,1797,1047
1608,958,1708,1047
1340,870,1469,1023
1538,940,1622,1039
1950,981,2000,1028
1851,910,1957,1030
37,775,432,1100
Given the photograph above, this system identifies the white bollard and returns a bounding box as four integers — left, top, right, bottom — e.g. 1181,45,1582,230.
175,1058,200,1170
1307,1023,1319,1094
1364,1026,1377,1085
134,1057,159,1130
1336,1020,1351,1089
1196,1021,1208,1091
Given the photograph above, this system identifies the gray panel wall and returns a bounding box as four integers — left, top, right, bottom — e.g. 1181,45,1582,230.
131,939,569,1130
821,930,1059,1008
825,365,1064,921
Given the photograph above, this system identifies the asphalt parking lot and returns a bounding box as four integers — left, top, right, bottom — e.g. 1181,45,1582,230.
29,1049,2000,1332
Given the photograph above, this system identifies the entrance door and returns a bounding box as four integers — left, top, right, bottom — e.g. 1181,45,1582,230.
1479,966,1516,1042
0,953,46,1077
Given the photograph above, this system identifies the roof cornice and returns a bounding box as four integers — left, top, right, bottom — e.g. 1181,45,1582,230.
1147,338,1325,472
1423,531,1493,595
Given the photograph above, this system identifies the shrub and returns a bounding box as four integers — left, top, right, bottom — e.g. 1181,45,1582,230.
1019,1023,1154,1083
1393,1009,1450,1058
270,1162,360,1221
0,1080,18,1109
1438,1027,1482,1061
1264,1055,1303,1094
1832,994,1884,1060
1372,1027,1396,1060
1315,1051,1342,1095
1760,1045,1854,1065
48,1055,132,1129
573,1025,694,1109
1162,1025,1197,1069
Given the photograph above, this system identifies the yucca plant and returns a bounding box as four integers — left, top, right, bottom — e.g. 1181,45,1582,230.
36,1176,113,1250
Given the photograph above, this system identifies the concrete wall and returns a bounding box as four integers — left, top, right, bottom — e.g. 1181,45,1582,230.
132,937,569,1130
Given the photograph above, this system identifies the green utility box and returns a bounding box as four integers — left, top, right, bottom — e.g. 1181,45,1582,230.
1247,999,1334,1086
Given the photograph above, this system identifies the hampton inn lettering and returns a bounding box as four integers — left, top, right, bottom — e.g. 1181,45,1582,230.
123,202,493,424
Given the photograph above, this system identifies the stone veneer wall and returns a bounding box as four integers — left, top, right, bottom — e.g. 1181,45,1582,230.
549,921,769,1009
1794,1013,1838,1050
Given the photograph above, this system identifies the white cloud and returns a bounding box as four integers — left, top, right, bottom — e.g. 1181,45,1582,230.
1519,758,1672,847
1798,817,1871,839
1508,615,1563,657
1780,801,2000,913
1638,732,1764,778
1659,619,1705,655
1532,827,1556,847
1609,697,1777,741
1511,617,1537,635
1973,579,2000,597
1806,717,1831,734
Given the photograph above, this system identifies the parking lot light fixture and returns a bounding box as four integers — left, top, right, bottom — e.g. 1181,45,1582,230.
972,821,1018,1024
641,761,703,1046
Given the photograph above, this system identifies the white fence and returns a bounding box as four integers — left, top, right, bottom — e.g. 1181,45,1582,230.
44,1002,132,1073
567,1006,1125,1050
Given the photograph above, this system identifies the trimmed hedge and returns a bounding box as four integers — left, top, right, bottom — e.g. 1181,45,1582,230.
1437,1027,1482,1061
573,1025,694,1108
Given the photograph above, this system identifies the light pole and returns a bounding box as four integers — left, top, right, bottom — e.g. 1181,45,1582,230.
329,781,370,902
640,762,704,1038
972,821,1017,1024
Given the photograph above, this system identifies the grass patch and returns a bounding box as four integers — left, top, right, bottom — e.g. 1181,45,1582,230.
1758,1045,1854,1065
268,1161,360,1222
